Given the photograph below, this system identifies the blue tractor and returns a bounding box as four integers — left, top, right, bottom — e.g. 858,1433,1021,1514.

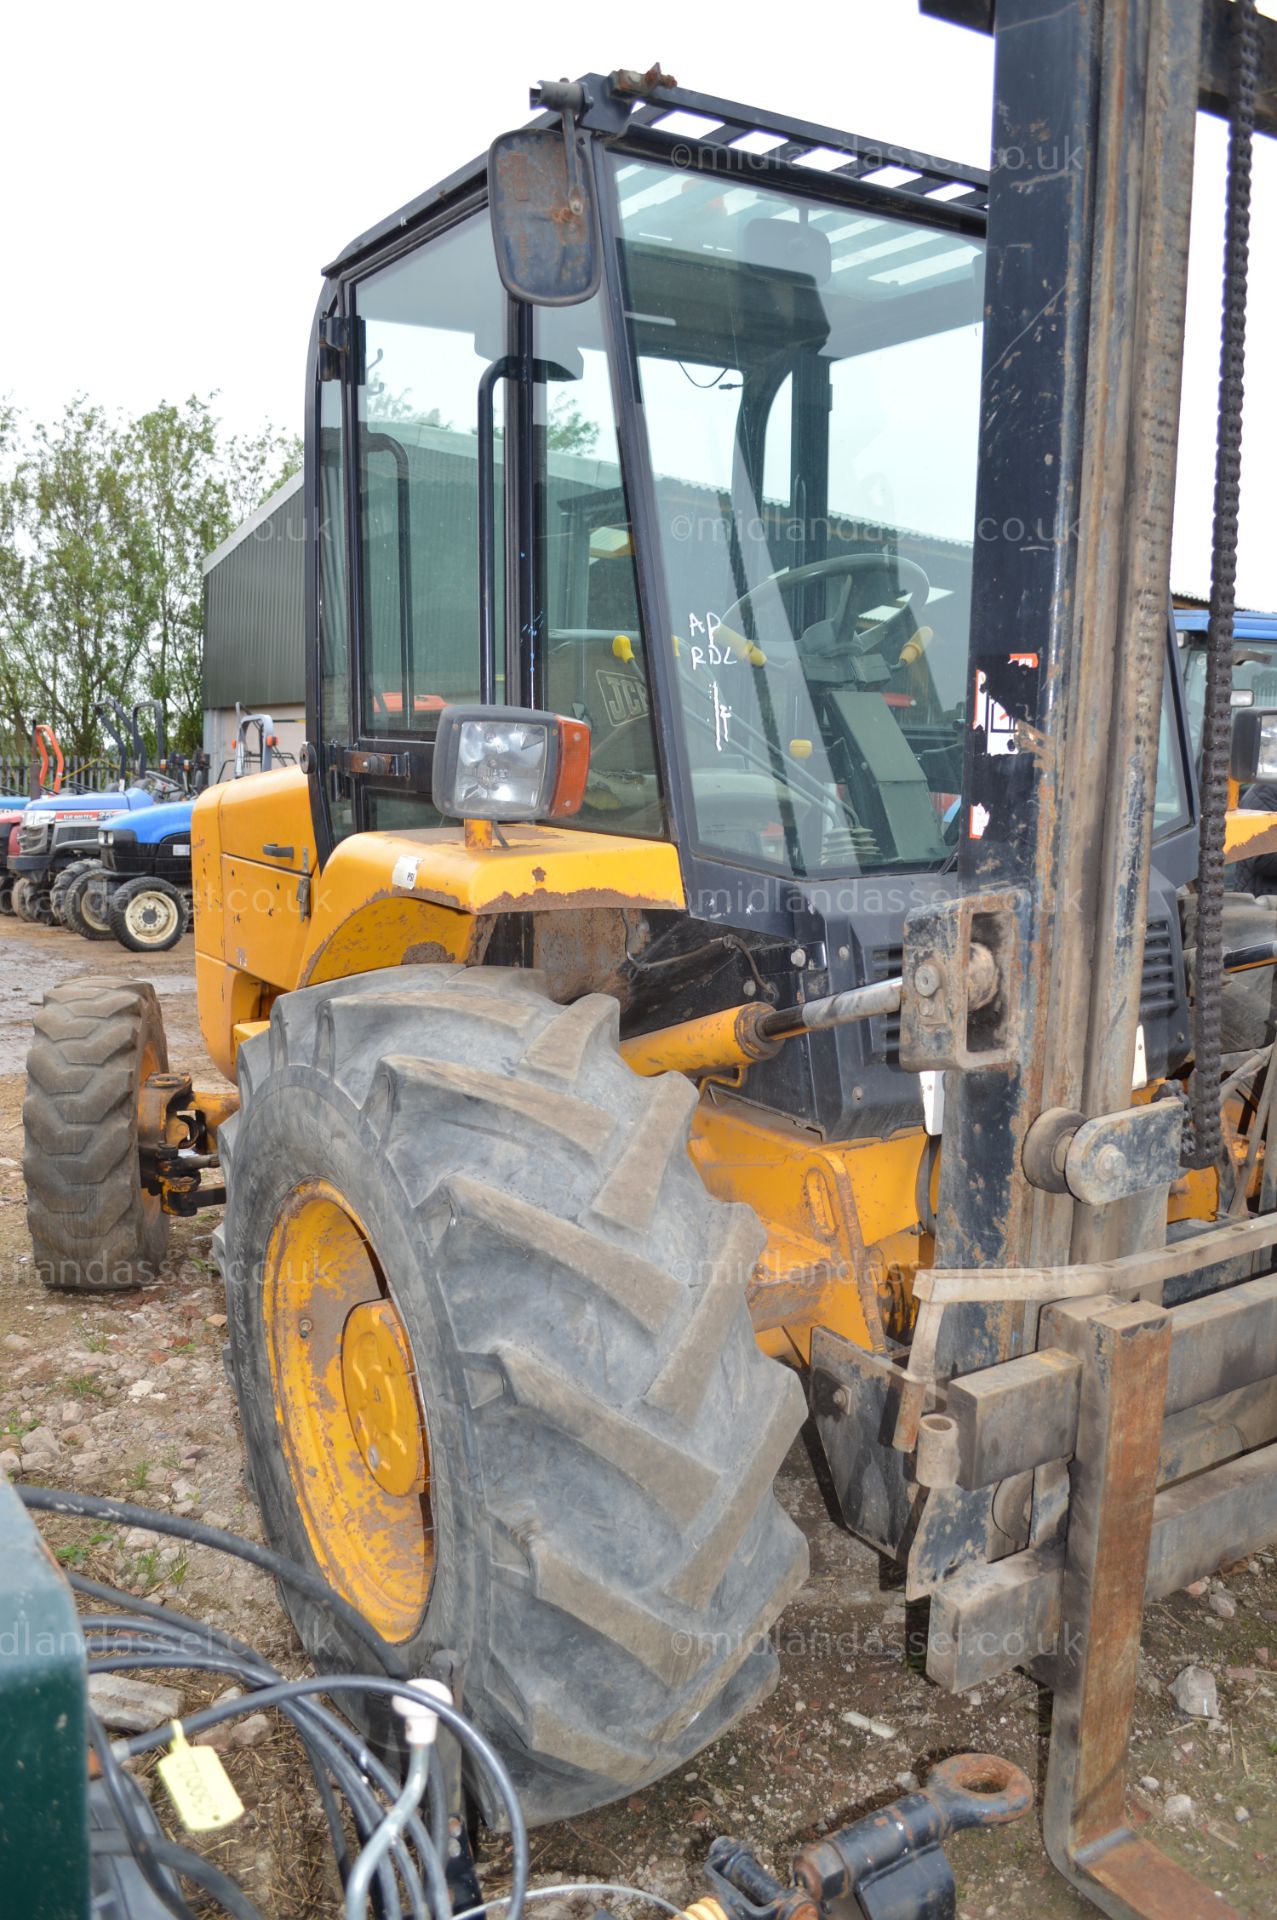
65,706,286,950
40,702,205,938
94,797,194,952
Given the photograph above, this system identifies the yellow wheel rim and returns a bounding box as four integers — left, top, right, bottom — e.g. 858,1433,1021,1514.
263,1181,433,1642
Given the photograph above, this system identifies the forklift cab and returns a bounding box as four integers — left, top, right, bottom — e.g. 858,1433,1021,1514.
303,80,1210,1134
308,85,989,875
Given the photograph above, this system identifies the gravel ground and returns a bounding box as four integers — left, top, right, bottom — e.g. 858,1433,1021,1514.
2,915,1274,1918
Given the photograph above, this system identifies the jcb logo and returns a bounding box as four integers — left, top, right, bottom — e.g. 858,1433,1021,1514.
595,669,649,728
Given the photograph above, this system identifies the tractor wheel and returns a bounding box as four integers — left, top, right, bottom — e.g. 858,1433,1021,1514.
218,964,808,1827
50,859,97,927
109,875,188,953
24,979,172,1291
0,877,13,915
12,877,48,924
64,865,116,941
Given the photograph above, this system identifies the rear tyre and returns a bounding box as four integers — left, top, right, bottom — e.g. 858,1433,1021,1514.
219,964,808,1827
0,878,13,916
24,979,172,1291
65,864,116,941
12,876,47,923
50,859,97,927
109,875,187,953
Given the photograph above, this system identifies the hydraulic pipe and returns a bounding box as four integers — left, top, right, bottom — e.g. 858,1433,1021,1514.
620,978,903,1079
760,976,903,1039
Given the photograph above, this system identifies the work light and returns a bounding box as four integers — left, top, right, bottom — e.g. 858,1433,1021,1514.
431,706,591,823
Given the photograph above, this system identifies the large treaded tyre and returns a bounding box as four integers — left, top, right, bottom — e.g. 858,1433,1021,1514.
50,859,97,926
66,864,116,940
218,964,808,1827
24,979,172,1290
12,876,47,923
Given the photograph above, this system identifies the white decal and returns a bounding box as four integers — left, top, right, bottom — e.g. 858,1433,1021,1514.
392,855,420,891
686,610,742,670
711,680,733,752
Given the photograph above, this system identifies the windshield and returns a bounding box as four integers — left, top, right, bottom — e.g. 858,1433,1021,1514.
612,157,983,876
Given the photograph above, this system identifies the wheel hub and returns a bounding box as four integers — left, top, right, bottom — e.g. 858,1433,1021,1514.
127,890,178,940
341,1300,427,1496
262,1180,433,1642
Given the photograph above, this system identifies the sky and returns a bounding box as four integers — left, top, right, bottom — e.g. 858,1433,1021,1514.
1,0,1273,606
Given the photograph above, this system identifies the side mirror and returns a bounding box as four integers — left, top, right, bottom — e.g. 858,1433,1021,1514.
1231,706,1277,785
488,127,600,306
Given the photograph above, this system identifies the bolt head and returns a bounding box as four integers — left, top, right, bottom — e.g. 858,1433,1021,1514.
914,961,942,999
790,948,807,968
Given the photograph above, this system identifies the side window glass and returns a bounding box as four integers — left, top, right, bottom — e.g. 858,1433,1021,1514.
317,374,353,842
353,216,507,736
1154,656,1192,837
538,298,665,839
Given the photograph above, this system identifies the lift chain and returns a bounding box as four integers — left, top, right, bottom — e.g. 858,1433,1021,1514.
1190,0,1259,1169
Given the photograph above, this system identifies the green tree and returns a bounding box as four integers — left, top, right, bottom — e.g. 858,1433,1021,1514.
222,418,303,523
0,402,40,757
0,394,301,769
24,398,153,766
546,392,599,456
125,397,233,756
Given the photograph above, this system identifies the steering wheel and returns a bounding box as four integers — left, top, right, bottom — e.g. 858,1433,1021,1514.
723,552,931,663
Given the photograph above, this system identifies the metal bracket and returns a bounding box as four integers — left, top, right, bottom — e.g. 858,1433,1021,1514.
701,1754,1032,1920
317,313,350,383
898,889,1026,1072
1023,1097,1185,1203
335,746,408,780
1064,1099,1184,1205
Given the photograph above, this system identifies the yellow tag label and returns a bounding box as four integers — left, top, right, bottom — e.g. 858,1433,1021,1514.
157,1725,244,1832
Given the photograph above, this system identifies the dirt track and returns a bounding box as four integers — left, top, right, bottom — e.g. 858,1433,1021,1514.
1,913,1274,1917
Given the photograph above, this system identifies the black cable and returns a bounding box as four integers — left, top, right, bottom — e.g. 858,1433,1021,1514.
31,1495,512,1918
71,1574,437,1917
83,1633,429,1920
1189,0,1258,1169
16,1485,407,1676
73,1582,359,1881
71,1577,353,1883
87,1714,200,1920
93,1830,265,1920
677,361,735,390
117,1675,530,1920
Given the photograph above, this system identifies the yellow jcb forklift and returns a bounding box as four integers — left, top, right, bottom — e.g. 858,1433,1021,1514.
23,6,1277,1910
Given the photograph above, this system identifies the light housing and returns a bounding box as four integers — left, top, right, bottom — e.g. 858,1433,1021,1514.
1231,707,1277,785
431,706,591,824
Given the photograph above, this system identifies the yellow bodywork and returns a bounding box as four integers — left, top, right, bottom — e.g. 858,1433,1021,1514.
1224,807,1277,864
690,1096,929,1360
196,764,1224,1367
192,768,685,1079
193,764,924,1361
